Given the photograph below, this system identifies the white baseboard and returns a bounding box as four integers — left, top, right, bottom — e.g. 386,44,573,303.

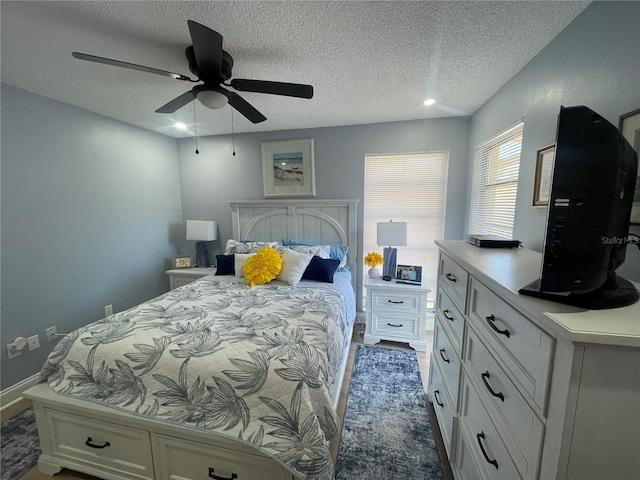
1,373,40,411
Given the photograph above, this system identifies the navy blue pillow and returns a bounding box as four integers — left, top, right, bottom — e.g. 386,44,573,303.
215,254,235,275
302,256,340,283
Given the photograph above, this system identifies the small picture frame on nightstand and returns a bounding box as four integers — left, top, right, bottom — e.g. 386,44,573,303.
396,264,422,285
173,255,193,269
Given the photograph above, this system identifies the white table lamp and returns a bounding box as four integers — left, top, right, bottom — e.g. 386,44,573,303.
186,220,217,267
377,221,407,278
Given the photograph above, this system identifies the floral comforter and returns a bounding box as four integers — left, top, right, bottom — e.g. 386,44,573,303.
40,275,354,480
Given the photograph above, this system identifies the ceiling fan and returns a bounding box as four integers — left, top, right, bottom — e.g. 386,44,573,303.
72,20,314,123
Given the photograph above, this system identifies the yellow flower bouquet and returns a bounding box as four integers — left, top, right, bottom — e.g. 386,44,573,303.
363,251,384,267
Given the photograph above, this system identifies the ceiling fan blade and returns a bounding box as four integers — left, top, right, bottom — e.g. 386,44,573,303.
187,20,223,83
155,91,195,113
230,79,313,99
226,91,267,123
72,52,194,82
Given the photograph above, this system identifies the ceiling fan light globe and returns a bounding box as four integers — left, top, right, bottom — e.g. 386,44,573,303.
196,90,228,109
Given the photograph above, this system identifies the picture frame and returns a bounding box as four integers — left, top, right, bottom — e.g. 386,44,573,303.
619,108,640,225
173,255,194,269
532,144,555,207
396,264,422,285
261,138,316,198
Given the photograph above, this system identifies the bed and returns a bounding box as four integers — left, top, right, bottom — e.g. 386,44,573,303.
25,199,358,480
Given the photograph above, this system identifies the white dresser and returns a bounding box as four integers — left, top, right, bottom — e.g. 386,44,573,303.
428,240,640,480
364,277,430,352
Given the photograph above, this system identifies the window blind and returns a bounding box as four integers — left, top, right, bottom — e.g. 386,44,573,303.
363,152,448,301
469,123,523,238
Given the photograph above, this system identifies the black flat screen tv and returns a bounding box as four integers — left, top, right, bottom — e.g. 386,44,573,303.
520,105,639,309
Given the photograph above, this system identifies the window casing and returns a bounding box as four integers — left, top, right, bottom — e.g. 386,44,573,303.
469,123,523,238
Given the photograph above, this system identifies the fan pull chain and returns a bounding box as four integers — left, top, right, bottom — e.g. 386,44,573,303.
231,108,236,156
193,101,199,155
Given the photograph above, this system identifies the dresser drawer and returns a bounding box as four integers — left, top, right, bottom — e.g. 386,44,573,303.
468,278,553,412
433,319,461,407
154,434,291,480
455,423,486,480
371,290,421,313
459,375,522,480
439,253,469,313
371,313,419,339
428,359,456,459
465,326,544,478
45,409,154,479
436,287,465,356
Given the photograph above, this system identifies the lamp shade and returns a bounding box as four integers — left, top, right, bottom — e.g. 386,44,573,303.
186,220,217,241
377,221,407,247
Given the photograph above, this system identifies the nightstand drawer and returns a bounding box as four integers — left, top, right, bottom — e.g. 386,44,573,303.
371,290,421,313
439,253,469,313
371,313,418,338
468,278,553,412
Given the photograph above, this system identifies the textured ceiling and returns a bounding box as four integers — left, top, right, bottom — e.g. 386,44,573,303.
1,1,590,138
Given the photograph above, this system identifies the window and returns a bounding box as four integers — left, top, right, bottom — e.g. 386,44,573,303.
363,152,448,302
469,122,523,238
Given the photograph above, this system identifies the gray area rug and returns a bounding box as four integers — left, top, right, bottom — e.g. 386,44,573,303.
335,344,443,479
1,407,40,480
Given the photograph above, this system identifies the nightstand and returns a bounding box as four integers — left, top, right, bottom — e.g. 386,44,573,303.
166,267,216,290
364,277,430,352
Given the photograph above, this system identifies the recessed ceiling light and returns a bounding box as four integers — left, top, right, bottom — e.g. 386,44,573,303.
174,122,187,130
423,98,436,106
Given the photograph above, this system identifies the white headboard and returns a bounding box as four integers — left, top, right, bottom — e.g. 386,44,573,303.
229,199,358,288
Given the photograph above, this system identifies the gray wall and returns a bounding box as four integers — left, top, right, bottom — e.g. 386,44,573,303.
467,0,640,282
1,84,183,389
176,117,471,309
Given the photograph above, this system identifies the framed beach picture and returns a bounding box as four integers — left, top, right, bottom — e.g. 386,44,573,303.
261,138,316,198
619,108,640,224
533,144,555,207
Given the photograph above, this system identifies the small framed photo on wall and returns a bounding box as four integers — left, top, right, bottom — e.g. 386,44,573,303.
619,108,640,224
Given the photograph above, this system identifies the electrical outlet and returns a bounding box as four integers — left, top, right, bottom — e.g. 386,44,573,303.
46,326,58,342
104,304,113,317
7,344,22,359
27,334,40,351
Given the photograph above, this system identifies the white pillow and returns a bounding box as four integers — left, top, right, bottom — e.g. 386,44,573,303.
234,253,254,278
276,249,313,286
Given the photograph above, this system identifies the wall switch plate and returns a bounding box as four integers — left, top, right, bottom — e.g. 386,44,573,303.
45,326,58,342
27,334,40,351
104,304,113,317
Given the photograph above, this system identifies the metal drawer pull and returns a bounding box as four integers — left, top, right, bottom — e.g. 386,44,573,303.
387,299,404,304
445,273,457,282
476,431,499,469
485,314,510,338
439,348,450,363
85,437,110,449
481,371,504,401
443,309,454,321
209,468,238,480
434,389,444,407
387,322,404,327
